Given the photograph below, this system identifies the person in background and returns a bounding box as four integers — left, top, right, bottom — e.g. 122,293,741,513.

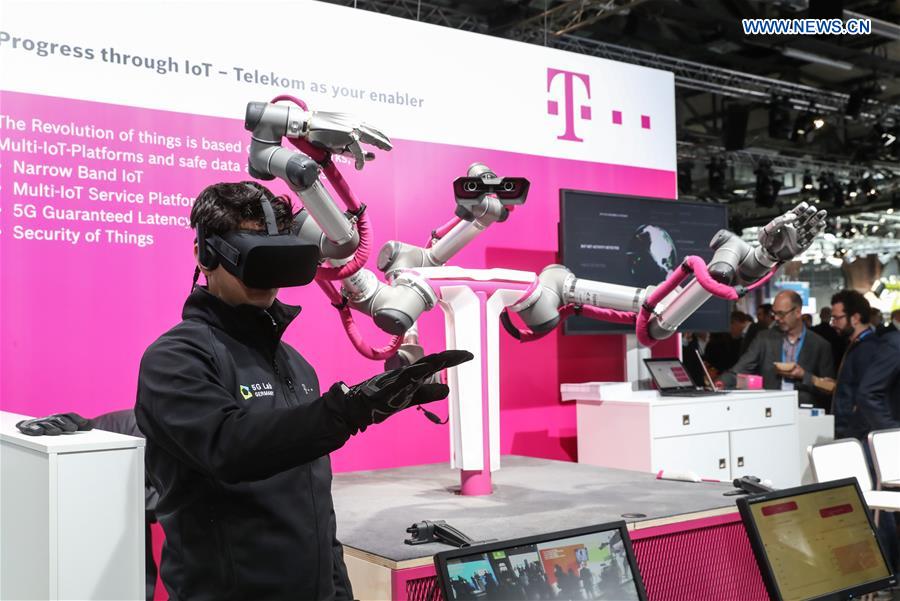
811,306,846,369
857,328,900,433
682,331,710,386
706,312,751,375
876,308,900,336
716,291,834,407
801,313,813,328
741,303,773,354
848,322,900,575
869,307,885,331
757,303,775,329
826,290,878,439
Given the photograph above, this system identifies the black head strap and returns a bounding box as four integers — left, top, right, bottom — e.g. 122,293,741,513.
243,183,279,235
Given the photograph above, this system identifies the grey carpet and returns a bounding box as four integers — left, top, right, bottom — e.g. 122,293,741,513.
332,455,737,562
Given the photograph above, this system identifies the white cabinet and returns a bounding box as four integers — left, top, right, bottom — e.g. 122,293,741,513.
652,432,731,478
0,411,145,600
563,384,804,488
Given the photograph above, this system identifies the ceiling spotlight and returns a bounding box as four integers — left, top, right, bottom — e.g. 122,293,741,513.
847,179,858,199
803,170,814,190
818,172,835,205
754,158,781,208
768,96,793,140
707,157,727,196
863,177,878,200
833,179,844,208
792,114,810,141
813,117,826,130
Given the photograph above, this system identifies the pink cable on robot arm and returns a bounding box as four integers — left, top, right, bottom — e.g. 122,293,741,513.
427,216,463,248
635,256,780,346
315,280,402,360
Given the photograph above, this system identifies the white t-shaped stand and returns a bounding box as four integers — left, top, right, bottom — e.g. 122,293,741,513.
413,267,536,496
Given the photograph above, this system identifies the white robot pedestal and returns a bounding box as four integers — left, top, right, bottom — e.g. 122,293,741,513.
415,267,536,496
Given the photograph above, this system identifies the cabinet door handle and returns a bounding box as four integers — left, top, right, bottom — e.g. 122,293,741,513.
738,456,745,467
765,407,772,418
682,414,690,426
719,458,727,469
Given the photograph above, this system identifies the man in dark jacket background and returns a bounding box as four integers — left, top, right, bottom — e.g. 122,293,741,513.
135,182,469,600
857,329,900,432
827,290,878,438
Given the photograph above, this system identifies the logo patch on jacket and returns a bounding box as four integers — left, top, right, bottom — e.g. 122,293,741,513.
239,382,274,399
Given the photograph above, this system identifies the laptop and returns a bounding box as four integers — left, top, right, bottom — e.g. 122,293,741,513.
434,521,648,601
643,357,726,397
737,478,897,601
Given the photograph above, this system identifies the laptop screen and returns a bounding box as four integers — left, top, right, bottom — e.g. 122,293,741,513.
738,479,896,601
644,359,697,390
434,522,647,600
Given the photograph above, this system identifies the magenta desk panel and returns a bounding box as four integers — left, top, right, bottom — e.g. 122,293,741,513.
384,513,767,601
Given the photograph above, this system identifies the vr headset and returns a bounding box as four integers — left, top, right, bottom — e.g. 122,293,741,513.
196,184,321,289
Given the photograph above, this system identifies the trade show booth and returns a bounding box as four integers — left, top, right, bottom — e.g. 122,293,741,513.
2,1,898,600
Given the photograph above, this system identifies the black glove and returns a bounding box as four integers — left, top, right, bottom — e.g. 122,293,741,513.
334,350,473,431
16,412,93,436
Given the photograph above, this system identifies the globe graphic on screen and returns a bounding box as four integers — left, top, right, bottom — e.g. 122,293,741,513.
626,225,678,282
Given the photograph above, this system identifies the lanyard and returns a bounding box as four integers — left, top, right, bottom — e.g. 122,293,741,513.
782,326,807,363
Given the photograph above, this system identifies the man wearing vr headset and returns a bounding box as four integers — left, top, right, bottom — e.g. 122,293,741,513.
135,181,471,601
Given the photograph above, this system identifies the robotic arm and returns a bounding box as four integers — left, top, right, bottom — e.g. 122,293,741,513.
244,98,528,359
504,202,827,345
244,100,390,261
340,163,529,335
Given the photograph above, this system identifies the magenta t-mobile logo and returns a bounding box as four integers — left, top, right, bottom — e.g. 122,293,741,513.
547,68,592,142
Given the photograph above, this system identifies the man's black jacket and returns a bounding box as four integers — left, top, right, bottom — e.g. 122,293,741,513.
857,330,900,432
832,329,879,438
135,287,354,601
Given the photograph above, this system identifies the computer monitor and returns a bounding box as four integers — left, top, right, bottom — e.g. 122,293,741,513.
560,190,730,334
434,521,647,601
737,478,897,601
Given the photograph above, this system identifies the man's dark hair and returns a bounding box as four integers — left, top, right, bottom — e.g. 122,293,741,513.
731,311,751,323
830,289,871,324
759,303,773,315
819,306,832,321
190,181,295,236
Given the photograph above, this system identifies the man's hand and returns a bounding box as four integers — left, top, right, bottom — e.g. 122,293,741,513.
333,350,473,431
305,111,392,170
758,202,827,262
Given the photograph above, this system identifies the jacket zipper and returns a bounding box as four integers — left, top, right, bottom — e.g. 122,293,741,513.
272,357,296,393
266,312,296,395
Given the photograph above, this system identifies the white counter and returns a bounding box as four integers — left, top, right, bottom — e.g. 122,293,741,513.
0,411,145,600
561,383,821,488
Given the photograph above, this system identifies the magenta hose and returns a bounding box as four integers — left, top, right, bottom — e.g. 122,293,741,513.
635,256,779,347
316,279,402,360
427,216,462,248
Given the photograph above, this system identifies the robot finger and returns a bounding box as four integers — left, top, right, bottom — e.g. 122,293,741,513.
357,123,393,151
